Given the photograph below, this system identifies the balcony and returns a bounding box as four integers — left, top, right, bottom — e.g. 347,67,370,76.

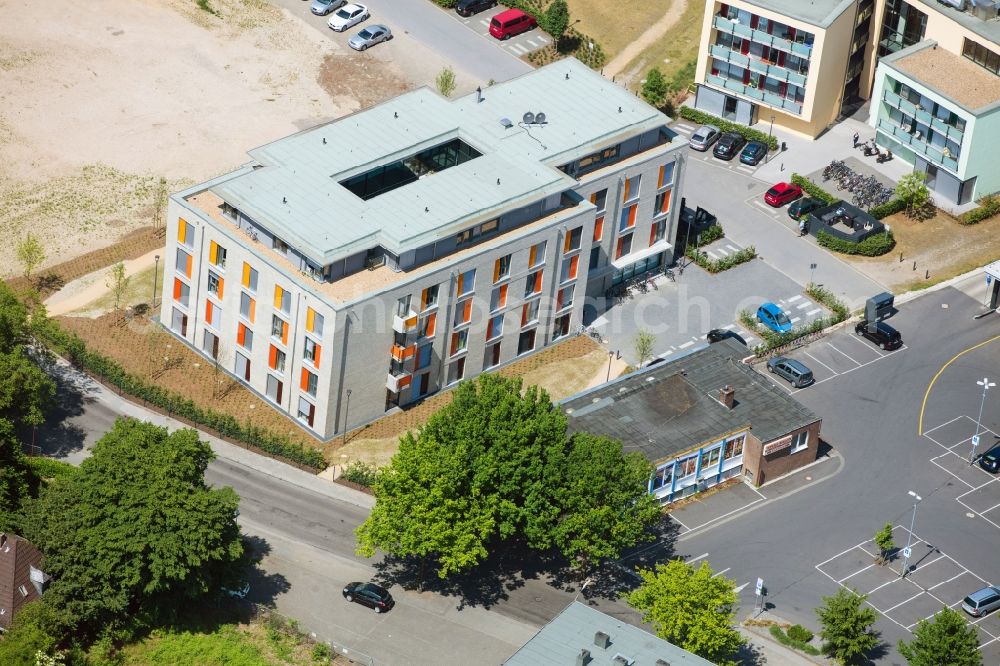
386,369,412,393
876,118,960,172
392,310,418,334
712,15,812,59
710,43,749,68
390,342,416,363
881,90,964,143
705,74,803,115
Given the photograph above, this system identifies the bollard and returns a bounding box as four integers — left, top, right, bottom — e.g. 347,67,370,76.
780,163,785,171
899,252,903,263
913,261,917,271
925,270,930,279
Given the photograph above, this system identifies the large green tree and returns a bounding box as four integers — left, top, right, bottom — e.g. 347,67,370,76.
0,282,55,428
625,559,744,666
356,374,658,577
816,587,880,665
0,418,39,530
898,607,980,666
19,418,243,636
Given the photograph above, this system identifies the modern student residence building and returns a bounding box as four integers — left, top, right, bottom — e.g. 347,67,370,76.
160,58,688,440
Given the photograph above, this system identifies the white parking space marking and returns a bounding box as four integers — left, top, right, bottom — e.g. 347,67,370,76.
924,419,1000,533
802,351,838,374
786,295,802,303
806,308,822,316
510,43,528,54
479,19,490,27
790,316,801,324
678,340,694,349
796,301,812,310
715,247,729,256
827,343,863,365
722,323,736,330
711,567,731,578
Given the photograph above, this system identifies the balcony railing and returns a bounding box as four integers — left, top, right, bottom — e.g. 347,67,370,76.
390,342,416,363
392,310,418,334
876,118,960,172
705,74,803,115
882,90,965,143
712,15,812,59
386,370,412,393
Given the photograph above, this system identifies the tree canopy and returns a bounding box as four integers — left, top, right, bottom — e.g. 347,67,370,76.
0,282,55,428
19,418,243,636
898,606,981,666
641,67,670,107
625,559,744,666
816,587,880,665
355,374,659,577
0,417,39,531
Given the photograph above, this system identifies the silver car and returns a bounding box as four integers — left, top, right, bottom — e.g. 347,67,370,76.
962,586,1000,617
348,24,392,51
689,124,721,152
310,0,346,16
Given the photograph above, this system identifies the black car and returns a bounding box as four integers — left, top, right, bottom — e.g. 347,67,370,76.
788,197,824,221
979,444,1000,473
855,320,902,350
456,0,497,16
713,132,746,161
343,582,395,613
739,140,768,166
707,329,747,345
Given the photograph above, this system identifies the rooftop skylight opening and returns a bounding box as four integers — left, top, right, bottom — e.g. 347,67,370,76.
339,137,482,201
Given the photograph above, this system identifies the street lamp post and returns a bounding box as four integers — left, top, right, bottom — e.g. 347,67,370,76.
900,491,921,578
606,350,614,382
767,115,775,160
342,389,353,446
971,377,995,462
152,254,160,309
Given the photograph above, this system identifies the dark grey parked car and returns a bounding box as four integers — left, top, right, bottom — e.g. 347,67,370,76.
766,357,814,388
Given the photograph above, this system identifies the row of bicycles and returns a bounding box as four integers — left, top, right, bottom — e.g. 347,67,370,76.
604,266,678,305
821,160,894,210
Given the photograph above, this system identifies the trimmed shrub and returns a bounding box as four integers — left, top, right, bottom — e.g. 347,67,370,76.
743,286,849,356
816,229,895,256
769,624,821,656
960,193,1000,225
787,624,814,643
341,460,379,487
868,197,906,220
790,174,837,205
697,223,724,245
686,246,756,273
679,107,778,151
430,0,458,6
805,283,848,322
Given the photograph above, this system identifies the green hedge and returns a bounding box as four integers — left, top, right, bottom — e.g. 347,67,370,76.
698,223,724,245
960,193,1000,225
686,246,756,273
868,197,906,220
805,283,848,321
340,460,378,487
816,229,895,256
39,321,327,470
769,625,821,656
740,284,849,356
789,174,836,205
679,107,778,151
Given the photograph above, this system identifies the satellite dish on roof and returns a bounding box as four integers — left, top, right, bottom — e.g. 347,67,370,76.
535,111,546,124
522,111,535,124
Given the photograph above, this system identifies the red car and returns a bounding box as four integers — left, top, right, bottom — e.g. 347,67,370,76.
489,8,536,40
764,182,802,207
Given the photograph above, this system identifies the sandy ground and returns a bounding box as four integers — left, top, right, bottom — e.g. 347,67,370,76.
603,0,686,78
0,0,471,278
45,248,163,317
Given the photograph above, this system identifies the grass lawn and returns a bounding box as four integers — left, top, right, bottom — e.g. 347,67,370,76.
568,0,672,63
73,263,159,316
618,0,702,90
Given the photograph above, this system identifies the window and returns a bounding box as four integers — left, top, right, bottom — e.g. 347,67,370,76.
653,464,674,490
490,284,508,312
484,342,501,369
552,313,571,339
207,271,224,299
615,234,633,259
447,357,466,384
963,38,1000,76
242,263,258,291
304,337,321,367
18,584,29,598
266,374,283,404
563,226,582,253
202,330,219,359
528,241,546,269
306,308,324,336
173,278,190,307
204,300,220,327
658,162,675,188
524,270,542,297
457,219,499,245
590,188,608,212
273,237,290,254
396,294,411,317
480,219,499,235
791,430,809,453
274,286,290,314
517,329,536,355
678,455,697,477
418,312,437,338
239,292,255,322
237,323,253,350
650,220,666,245
573,145,619,175
593,217,604,242
297,397,315,427
556,285,574,311
521,299,539,326
487,314,504,341
589,246,600,270
560,255,579,283
171,308,188,336
420,285,439,310
494,254,512,282
701,447,721,470
209,240,227,269
724,436,745,459
177,218,194,249
413,372,431,398
654,189,672,216
271,315,288,344
300,368,318,396
453,299,472,327
619,203,637,232
268,345,287,373
456,269,476,296
417,343,433,370
450,329,468,356
622,174,641,202
176,248,192,278
235,351,250,381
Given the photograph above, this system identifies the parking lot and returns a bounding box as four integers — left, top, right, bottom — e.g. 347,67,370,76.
924,417,1000,532
670,122,763,177
451,5,550,58
816,527,1000,661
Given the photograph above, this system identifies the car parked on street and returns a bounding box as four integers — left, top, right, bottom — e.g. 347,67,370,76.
788,197,824,221
962,585,1000,617
343,581,395,613
756,302,792,333
348,24,391,50
713,132,746,161
767,357,814,388
854,320,902,350
455,0,497,16
740,140,768,166
707,329,746,345
489,8,536,40
310,0,346,16
328,3,368,31
689,124,721,152
977,443,1000,473
763,182,802,207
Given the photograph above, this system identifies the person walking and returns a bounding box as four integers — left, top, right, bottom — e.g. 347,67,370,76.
799,218,807,236
853,131,859,148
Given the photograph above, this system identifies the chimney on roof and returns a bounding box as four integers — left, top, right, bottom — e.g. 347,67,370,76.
719,385,735,409
594,631,611,649
576,648,591,666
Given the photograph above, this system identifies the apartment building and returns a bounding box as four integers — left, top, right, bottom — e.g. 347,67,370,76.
160,58,687,440
693,0,1000,203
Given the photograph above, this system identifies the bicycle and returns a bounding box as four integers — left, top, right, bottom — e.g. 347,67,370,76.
663,268,676,282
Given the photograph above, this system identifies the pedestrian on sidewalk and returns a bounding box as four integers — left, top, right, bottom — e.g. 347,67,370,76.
798,219,807,236
852,131,859,147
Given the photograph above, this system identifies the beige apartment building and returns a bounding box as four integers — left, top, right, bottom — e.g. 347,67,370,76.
160,58,687,440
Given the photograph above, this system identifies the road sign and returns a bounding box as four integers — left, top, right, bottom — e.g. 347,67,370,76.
972,435,980,447
755,578,764,596
902,547,912,559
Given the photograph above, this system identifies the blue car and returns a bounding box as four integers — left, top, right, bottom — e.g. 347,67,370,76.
757,302,792,333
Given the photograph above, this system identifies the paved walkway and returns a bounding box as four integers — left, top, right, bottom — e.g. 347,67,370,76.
44,248,162,317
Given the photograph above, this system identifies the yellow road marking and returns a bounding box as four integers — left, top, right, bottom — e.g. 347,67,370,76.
919,335,1000,435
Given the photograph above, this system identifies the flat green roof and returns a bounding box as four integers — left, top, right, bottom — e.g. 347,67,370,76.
206,58,671,265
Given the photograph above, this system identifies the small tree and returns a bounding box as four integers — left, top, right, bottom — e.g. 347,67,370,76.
641,67,670,108
105,261,130,312
543,0,570,39
816,587,880,665
894,172,930,218
436,66,457,98
873,522,894,565
152,176,169,230
634,330,656,367
898,607,981,666
16,234,46,282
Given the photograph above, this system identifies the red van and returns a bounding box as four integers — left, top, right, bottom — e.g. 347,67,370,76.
489,8,536,40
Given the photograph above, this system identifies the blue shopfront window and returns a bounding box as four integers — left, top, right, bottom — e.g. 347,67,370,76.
653,464,674,490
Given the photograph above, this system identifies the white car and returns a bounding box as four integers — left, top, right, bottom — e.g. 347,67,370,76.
328,3,369,32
